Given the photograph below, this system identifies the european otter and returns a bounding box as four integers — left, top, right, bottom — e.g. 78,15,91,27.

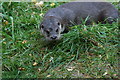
40,2,119,41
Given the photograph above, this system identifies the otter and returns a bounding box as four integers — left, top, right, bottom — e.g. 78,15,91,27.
40,2,119,41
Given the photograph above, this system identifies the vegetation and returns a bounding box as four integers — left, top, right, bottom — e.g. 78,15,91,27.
1,2,120,78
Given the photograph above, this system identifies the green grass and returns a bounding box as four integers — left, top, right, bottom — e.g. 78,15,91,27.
1,2,120,78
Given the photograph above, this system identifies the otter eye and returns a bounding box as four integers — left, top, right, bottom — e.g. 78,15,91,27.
46,30,50,34
57,22,60,25
56,29,59,32
41,25,44,28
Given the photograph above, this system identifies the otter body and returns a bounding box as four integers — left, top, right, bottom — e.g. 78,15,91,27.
40,2,119,41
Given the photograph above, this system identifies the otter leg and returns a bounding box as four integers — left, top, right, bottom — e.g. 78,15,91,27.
76,16,93,25
102,8,118,24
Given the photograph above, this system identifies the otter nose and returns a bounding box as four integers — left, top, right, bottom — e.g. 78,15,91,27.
51,35,57,39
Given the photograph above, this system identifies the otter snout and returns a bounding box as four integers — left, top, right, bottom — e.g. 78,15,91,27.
50,35,58,40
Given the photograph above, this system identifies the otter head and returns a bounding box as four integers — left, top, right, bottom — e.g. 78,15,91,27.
40,16,65,41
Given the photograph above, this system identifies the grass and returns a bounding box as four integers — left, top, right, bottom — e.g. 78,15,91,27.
1,2,120,78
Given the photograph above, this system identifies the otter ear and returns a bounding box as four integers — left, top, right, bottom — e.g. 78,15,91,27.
60,24,65,32
40,24,44,29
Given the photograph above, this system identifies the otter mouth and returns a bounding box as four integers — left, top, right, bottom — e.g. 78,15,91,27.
45,36,61,41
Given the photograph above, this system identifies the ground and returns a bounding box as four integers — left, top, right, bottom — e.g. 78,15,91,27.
1,2,120,78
